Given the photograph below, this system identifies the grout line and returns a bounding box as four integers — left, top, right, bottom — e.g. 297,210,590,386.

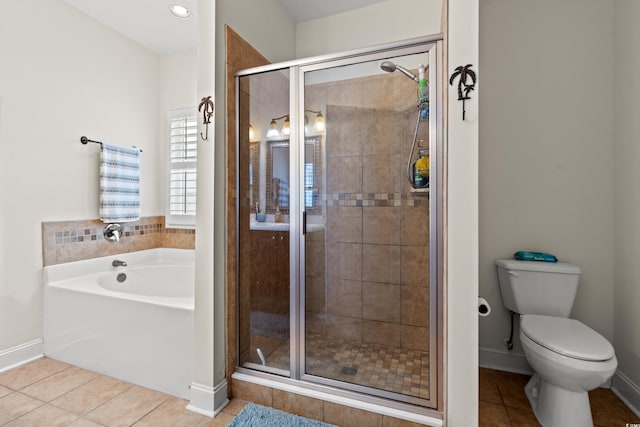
4,361,71,393
129,395,171,426
2,391,47,426
74,376,135,419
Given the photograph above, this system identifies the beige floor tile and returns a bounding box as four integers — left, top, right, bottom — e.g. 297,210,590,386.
232,381,273,407
221,398,249,415
21,366,98,402
198,411,236,427
51,375,132,415
68,419,104,427
85,384,168,427
272,389,324,421
4,403,78,427
324,401,383,427
133,396,212,427
0,384,12,398
0,358,69,390
0,392,44,424
479,400,511,427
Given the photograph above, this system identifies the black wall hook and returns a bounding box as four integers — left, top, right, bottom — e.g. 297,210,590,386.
449,64,477,120
198,96,214,141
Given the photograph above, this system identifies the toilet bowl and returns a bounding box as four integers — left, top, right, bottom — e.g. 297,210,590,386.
495,259,618,427
520,314,617,427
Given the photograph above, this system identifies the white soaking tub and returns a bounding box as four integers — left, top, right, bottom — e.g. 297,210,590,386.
43,248,194,398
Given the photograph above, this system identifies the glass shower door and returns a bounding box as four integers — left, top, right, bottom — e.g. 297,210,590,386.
237,68,292,377
301,48,438,405
236,38,441,409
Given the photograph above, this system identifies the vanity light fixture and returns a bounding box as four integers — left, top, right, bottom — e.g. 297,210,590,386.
303,110,325,132
266,118,281,138
266,114,289,138
309,110,325,131
169,4,191,18
249,124,256,141
267,111,325,138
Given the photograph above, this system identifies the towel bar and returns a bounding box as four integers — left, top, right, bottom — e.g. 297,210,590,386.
80,136,142,152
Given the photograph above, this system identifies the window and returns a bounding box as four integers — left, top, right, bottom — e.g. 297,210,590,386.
304,162,314,208
166,107,197,228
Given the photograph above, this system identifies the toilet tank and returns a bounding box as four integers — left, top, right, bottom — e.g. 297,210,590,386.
496,259,582,317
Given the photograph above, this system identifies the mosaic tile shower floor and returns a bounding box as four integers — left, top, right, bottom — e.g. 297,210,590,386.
253,333,429,400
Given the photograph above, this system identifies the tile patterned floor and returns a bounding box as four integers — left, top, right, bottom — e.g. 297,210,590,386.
0,357,247,426
480,367,640,427
3,358,638,426
253,333,430,399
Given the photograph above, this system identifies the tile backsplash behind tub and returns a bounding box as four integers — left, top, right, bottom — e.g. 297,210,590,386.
42,216,195,266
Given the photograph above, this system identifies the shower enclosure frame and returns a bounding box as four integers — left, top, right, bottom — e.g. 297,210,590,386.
235,34,444,415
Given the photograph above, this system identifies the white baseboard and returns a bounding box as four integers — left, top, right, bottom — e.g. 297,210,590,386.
612,370,640,418
186,380,229,418
479,346,533,375
0,339,44,373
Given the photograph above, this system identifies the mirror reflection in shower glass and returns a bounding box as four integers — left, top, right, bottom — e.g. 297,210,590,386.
238,69,291,377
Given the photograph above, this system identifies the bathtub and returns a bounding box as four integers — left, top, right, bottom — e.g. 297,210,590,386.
43,248,194,399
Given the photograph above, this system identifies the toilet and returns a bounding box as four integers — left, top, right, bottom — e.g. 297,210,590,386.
496,259,617,427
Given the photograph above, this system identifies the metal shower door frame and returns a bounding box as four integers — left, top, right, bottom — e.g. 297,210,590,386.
292,39,443,409
234,34,444,414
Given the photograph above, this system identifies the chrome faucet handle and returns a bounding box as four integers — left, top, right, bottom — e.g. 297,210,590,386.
112,259,127,267
104,223,122,242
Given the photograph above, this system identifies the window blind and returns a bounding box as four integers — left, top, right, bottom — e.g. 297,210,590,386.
168,114,197,217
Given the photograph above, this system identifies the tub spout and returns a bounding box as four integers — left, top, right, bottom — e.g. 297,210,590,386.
112,259,127,267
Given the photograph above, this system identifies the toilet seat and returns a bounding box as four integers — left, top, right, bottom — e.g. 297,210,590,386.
521,314,614,362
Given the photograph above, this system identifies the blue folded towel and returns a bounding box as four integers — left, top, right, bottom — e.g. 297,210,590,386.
100,143,140,223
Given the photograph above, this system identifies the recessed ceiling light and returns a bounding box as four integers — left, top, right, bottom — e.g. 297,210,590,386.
169,4,191,18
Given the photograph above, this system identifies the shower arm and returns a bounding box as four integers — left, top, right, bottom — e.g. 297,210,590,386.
393,65,419,82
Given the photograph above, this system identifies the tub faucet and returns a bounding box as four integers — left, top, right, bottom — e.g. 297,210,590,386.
112,260,127,267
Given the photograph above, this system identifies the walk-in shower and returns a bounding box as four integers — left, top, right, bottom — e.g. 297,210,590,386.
234,36,443,413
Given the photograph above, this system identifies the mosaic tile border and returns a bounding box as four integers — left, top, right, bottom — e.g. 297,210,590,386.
326,193,429,207
52,222,194,245
42,216,195,266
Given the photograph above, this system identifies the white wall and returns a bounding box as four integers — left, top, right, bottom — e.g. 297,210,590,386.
295,0,443,58
160,50,198,113
0,1,163,353
614,0,640,390
478,0,615,355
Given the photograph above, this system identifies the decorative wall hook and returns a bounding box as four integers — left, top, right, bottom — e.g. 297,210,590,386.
449,64,477,120
198,96,214,141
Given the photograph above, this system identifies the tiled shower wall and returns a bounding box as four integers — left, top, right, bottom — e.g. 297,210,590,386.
42,216,195,266
305,71,430,352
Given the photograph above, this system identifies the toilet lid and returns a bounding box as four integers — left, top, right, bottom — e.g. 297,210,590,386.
521,315,615,362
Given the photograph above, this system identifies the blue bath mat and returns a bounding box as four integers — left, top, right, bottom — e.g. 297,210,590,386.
229,403,337,427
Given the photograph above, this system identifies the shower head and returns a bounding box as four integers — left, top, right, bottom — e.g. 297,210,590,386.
380,61,419,82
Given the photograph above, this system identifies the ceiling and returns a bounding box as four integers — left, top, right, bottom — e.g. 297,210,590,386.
64,0,388,55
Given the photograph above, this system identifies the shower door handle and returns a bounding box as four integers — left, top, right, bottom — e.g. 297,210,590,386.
302,211,307,235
